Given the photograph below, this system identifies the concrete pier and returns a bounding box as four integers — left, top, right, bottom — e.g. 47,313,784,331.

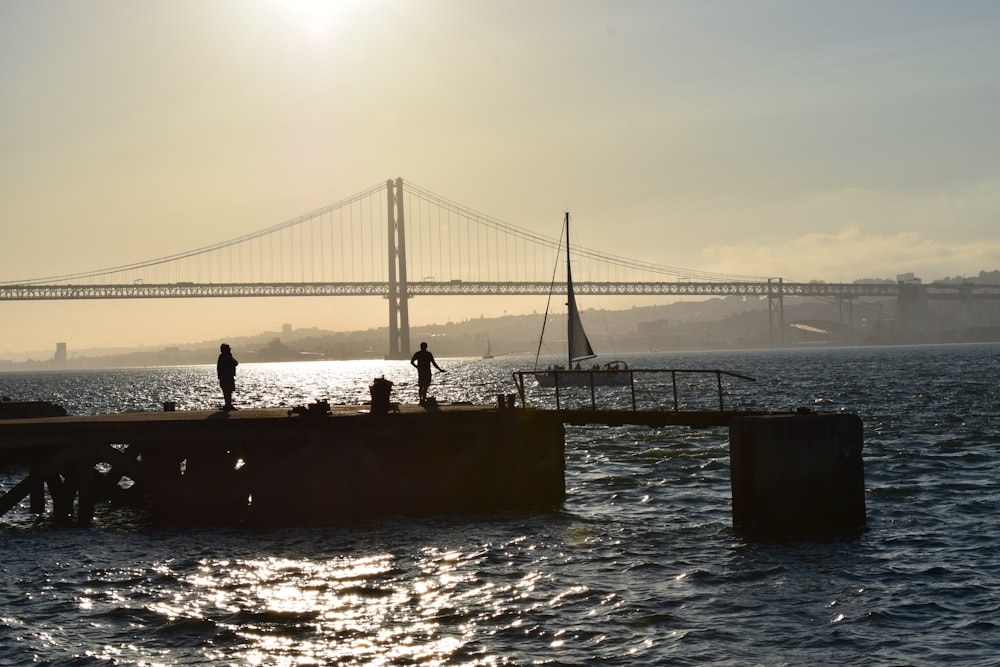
0,405,565,524
729,411,866,534
2,402,864,531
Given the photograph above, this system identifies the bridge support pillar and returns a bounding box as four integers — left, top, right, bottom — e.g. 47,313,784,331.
768,278,784,346
896,281,929,341
386,178,412,360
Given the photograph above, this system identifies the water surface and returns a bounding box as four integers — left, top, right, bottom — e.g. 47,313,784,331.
2,344,999,665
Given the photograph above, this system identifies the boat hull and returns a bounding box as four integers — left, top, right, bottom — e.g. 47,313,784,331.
533,370,630,388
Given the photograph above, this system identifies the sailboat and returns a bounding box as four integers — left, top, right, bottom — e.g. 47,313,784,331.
482,337,494,359
533,212,630,388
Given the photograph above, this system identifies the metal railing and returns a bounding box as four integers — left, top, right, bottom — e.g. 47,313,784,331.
512,368,757,412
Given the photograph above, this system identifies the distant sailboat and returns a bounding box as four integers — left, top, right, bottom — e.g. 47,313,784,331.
533,212,629,388
482,337,494,359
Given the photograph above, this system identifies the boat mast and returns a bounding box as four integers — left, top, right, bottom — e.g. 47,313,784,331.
565,212,573,369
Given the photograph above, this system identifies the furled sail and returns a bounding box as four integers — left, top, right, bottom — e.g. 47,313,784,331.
565,214,595,365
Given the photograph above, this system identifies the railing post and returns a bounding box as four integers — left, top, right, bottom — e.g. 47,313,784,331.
716,371,724,412
513,372,527,407
630,371,636,411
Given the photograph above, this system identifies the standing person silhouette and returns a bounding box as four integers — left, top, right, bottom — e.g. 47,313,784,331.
217,343,239,411
410,341,445,404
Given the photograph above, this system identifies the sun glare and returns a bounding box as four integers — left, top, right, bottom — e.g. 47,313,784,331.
273,0,361,40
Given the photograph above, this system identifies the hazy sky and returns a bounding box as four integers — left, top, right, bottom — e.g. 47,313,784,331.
2,0,999,358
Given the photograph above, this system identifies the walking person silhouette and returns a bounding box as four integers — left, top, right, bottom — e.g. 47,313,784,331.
410,341,445,404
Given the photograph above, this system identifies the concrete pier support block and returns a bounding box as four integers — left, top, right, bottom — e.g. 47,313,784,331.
729,412,865,534
244,410,565,522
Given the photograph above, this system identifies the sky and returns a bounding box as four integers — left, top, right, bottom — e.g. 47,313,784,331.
2,0,999,358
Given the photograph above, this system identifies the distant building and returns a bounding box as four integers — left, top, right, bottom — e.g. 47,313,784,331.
282,323,292,337
896,272,921,284
54,342,67,364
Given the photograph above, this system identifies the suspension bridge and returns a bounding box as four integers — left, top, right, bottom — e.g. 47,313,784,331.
2,178,998,357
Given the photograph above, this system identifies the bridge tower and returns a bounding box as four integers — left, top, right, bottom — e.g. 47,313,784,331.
386,178,412,359
768,278,784,345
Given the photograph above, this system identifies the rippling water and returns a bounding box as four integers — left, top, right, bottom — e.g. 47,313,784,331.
2,344,999,665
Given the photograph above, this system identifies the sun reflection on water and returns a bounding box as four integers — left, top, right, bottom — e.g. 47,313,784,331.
160,550,503,665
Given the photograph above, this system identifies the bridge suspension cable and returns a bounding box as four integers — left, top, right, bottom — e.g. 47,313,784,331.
4,178,773,288
2,182,387,286
402,181,769,283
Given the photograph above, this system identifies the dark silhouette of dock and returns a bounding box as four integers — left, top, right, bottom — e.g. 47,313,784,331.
0,401,763,525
